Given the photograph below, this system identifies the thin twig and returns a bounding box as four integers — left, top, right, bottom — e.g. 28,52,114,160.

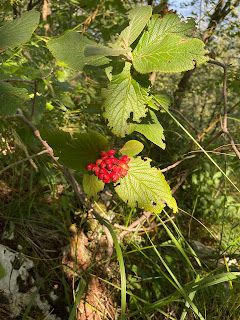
161,155,196,173
0,150,48,175
30,80,38,120
115,216,175,233
118,211,152,239
0,79,35,84
208,60,240,160
168,108,199,136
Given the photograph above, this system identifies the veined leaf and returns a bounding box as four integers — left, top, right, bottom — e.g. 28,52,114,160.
84,45,131,57
133,34,208,73
41,129,109,171
83,174,104,200
115,157,177,213
47,31,109,70
134,14,196,54
119,6,152,47
134,110,165,149
149,92,173,111
120,140,144,156
0,10,40,51
0,83,30,116
102,62,149,137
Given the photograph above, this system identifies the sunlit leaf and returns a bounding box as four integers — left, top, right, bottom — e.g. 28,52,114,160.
134,110,165,149
115,157,177,213
48,31,109,70
102,62,150,137
119,6,152,47
132,14,207,73
120,140,144,156
83,174,104,200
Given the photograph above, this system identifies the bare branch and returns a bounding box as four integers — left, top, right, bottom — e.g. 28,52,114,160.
161,155,196,173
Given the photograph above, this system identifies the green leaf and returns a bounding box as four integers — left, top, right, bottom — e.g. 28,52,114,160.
102,62,149,137
84,44,131,57
133,34,208,73
83,174,104,200
41,129,109,171
132,14,207,74
134,110,165,149
0,10,40,51
47,31,109,70
149,92,173,111
120,140,144,156
0,82,30,116
115,157,177,213
119,6,152,47
134,14,196,52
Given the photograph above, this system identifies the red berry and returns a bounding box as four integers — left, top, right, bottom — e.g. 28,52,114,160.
92,165,98,171
122,169,128,176
113,165,118,172
108,150,116,156
105,158,111,165
86,163,94,171
118,160,124,166
116,172,121,178
110,172,119,182
95,168,100,176
107,163,113,170
103,173,110,183
110,157,117,163
124,164,130,170
118,166,123,172
99,168,107,174
96,158,102,166
100,161,106,168
121,155,128,162
99,173,104,180
100,151,108,158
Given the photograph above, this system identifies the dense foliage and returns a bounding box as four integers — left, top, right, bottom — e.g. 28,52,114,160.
0,0,239,319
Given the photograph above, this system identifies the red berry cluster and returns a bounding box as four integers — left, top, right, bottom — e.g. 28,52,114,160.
86,150,130,183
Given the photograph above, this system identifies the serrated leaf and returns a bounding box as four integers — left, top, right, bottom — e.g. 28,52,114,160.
149,92,173,111
133,34,208,73
102,62,149,137
0,83,30,115
83,174,104,200
85,45,130,57
134,110,165,149
41,129,109,171
120,140,144,156
47,31,109,70
134,14,196,53
0,10,40,51
119,6,152,47
115,157,177,213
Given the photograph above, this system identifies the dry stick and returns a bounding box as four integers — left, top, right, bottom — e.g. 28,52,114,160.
0,150,48,175
115,216,175,233
118,211,152,239
15,109,113,272
208,60,240,160
161,155,196,173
